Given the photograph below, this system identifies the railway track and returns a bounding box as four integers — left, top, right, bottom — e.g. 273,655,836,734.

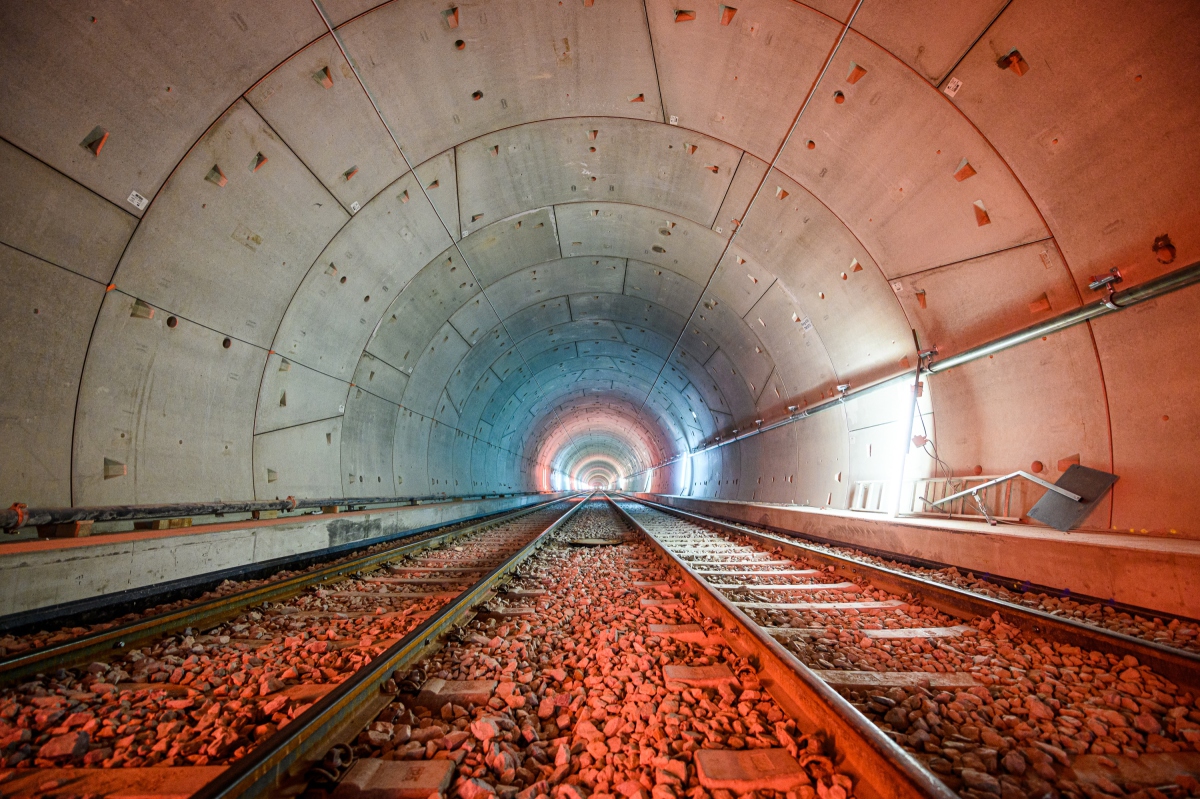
0,505,528,660
0,496,945,799
0,498,575,687
0,497,584,794
610,496,1200,799
2,496,1196,799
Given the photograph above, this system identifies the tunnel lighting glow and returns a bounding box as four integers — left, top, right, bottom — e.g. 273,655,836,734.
887,377,921,516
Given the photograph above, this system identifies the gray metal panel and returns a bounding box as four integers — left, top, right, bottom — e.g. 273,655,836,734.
777,31,1049,278
456,117,740,235
1028,465,1120,532
352,351,409,406
0,139,137,283
459,208,561,287
253,417,344,500
74,290,265,505
339,0,663,166
736,170,915,387
646,0,841,160
556,203,725,287
393,408,432,496
401,321,471,416
341,387,399,497
112,99,349,348
0,2,325,212
246,33,410,212
622,261,703,319
255,353,350,434
0,245,106,507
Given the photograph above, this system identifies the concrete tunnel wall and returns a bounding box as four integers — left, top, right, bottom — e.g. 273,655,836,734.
1,1,1198,536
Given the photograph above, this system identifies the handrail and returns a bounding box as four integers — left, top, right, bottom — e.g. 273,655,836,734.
929,470,1080,507
925,470,1080,525
2,491,550,533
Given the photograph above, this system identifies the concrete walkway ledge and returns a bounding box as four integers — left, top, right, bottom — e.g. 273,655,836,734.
635,494,1200,621
0,494,562,625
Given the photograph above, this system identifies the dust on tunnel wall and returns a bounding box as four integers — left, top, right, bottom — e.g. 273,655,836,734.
0,1,1198,535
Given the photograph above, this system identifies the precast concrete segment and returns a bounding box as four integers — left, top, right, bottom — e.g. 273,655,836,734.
616,498,1200,799
0,501,577,779
1,1,1199,534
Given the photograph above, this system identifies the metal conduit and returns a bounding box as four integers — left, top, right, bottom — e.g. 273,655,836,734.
1,491,549,533
924,258,1200,373
625,258,1200,483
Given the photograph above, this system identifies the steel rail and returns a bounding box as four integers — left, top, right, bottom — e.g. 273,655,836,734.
193,493,594,799
624,495,1200,694
0,495,575,688
604,496,956,799
1,491,551,533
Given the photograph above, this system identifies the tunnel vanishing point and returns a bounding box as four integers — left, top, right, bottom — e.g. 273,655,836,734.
4,0,1200,615
2,0,1200,776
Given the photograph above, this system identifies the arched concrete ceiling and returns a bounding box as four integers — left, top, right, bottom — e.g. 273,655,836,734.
2,1,1197,533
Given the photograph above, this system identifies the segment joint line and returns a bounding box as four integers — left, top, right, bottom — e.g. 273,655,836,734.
633,0,867,451
311,0,582,480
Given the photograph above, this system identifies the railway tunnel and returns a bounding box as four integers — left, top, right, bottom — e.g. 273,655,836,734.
1,2,1199,798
